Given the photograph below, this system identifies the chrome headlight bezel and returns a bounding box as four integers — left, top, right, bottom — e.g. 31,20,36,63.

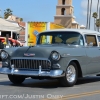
51,51,61,61
0,51,8,59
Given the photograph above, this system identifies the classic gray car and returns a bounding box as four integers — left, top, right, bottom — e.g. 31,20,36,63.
0,29,100,87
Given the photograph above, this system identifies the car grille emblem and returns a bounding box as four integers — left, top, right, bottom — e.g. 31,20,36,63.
24,53,35,57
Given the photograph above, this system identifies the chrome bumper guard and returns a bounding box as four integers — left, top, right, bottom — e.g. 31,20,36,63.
0,67,65,78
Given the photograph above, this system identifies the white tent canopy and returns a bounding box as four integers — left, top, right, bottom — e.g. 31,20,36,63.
0,18,21,31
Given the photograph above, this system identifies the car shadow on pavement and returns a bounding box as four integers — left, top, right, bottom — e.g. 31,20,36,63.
0,79,61,89
14,79,61,89
0,76,100,88
76,76,100,85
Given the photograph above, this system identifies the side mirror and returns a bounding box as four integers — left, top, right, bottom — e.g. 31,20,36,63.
88,42,93,46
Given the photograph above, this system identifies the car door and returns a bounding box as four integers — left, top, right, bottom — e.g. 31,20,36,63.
85,34,100,74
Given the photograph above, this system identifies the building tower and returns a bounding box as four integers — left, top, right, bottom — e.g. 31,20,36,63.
54,0,79,28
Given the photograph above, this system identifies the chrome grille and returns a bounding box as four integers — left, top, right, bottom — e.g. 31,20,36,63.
11,59,51,70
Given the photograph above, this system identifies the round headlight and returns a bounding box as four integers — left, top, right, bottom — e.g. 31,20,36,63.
1,51,8,59
51,52,60,60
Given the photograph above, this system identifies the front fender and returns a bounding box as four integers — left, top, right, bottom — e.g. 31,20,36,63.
58,57,85,76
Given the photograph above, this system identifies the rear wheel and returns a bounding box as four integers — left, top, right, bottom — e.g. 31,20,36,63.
60,62,78,87
8,75,25,84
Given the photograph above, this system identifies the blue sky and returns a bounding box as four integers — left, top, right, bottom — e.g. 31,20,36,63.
0,0,86,26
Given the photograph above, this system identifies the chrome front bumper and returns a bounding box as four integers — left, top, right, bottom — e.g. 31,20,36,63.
0,68,65,78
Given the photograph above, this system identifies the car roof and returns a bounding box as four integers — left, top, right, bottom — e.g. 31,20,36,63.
42,29,100,35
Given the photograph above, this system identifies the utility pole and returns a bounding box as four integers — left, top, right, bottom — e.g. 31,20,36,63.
86,0,90,29
96,0,99,31
99,7,100,19
97,0,99,17
89,0,92,29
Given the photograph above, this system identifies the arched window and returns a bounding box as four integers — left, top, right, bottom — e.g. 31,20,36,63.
61,8,66,15
62,0,65,5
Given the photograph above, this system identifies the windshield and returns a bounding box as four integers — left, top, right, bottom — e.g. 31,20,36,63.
37,31,84,46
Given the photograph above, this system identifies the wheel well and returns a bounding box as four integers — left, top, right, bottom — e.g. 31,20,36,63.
71,60,82,78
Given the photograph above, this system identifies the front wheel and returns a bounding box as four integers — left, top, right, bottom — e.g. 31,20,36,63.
8,75,25,84
60,62,78,87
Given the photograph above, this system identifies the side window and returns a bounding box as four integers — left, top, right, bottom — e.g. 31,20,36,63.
97,36,100,46
98,36,100,42
85,35,97,46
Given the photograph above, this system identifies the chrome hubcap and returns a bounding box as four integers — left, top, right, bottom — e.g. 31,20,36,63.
66,65,76,83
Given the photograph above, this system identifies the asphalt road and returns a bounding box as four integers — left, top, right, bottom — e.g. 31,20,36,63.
0,63,100,100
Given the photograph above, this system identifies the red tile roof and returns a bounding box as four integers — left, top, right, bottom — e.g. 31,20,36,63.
18,22,25,27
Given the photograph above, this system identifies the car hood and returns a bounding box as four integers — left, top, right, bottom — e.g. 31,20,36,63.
3,44,76,58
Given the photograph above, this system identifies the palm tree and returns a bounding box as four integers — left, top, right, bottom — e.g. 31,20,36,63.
20,18,23,21
92,12,98,30
86,0,90,29
96,0,99,31
4,8,13,19
95,18,100,31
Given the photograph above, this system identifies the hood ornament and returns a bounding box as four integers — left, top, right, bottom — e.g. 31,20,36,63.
24,53,35,57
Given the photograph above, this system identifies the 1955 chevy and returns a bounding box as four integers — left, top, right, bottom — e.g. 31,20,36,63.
0,29,100,87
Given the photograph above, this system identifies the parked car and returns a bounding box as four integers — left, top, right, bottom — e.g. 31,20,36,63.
0,29,100,87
